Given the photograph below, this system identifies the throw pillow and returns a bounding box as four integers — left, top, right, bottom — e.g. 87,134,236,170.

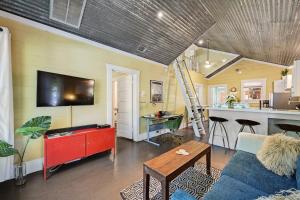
256,189,300,200
256,134,300,176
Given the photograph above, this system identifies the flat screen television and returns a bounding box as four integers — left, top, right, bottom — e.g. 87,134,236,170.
37,71,95,107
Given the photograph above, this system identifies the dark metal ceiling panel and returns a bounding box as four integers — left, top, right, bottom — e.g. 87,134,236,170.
197,0,300,66
0,0,215,65
205,55,243,78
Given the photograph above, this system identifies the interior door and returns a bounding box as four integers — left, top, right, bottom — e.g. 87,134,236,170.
117,75,133,139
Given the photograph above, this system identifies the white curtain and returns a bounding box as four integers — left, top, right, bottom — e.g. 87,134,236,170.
0,27,14,182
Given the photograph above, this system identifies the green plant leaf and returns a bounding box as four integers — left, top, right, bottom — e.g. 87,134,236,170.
16,127,47,136
0,140,18,157
16,116,52,139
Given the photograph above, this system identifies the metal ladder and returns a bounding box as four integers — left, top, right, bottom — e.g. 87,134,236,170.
173,59,206,137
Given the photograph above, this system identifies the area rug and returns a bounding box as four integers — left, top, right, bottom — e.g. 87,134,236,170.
120,162,221,200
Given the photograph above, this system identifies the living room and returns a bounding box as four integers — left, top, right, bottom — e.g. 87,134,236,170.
1,1,300,200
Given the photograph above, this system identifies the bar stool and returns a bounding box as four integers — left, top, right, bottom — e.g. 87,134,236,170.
276,124,300,136
234,119,260,149
209,116,230,148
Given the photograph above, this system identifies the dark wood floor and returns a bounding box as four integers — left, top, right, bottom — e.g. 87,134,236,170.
0,127,235,200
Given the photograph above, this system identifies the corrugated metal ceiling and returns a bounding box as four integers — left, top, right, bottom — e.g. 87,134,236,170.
0,0,215,65
198,0,300,66
1,0,300,66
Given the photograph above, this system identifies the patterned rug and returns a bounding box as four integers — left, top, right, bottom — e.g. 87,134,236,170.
120,162,221,200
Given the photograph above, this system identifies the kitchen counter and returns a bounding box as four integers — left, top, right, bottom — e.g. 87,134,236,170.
207,107,300,149
208,107,300,115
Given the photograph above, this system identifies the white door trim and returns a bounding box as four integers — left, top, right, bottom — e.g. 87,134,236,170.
106,64,140,141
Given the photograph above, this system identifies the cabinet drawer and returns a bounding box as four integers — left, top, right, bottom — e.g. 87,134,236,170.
46,134,86,167
86,128,115,156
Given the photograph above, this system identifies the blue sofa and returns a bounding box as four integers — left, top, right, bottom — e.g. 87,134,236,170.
171,133,300,200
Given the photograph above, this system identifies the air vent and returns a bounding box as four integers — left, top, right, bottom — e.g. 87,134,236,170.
137,45,147,53
50,0,87,28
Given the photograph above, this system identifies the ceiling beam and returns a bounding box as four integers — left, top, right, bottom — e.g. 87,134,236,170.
205,55,243,79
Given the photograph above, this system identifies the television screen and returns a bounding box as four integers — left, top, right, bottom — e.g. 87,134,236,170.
37,71,95,107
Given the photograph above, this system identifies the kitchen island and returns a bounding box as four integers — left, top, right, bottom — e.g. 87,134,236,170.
207,107,300,149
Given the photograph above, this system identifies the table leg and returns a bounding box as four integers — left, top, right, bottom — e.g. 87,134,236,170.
206,148,211,176
143,168,150,200
161,179,169,200
144,118,160,146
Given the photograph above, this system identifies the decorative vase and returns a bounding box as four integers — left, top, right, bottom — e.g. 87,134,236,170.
15,163,26,186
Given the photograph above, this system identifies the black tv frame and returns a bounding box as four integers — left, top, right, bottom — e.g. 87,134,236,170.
36,70,95,107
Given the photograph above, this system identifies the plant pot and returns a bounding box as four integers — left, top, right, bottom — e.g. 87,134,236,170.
15,163,26,186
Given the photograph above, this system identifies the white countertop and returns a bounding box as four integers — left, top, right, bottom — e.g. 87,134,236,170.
207,107,300,115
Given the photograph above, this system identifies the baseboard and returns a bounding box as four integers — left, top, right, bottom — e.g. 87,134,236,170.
23,158,43,175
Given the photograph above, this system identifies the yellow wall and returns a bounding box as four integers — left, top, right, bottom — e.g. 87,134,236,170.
1,16,282,163
207,59,283,106
1,16,207,162
0,17,171,161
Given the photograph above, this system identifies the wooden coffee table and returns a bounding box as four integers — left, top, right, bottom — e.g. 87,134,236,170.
143,140,211,200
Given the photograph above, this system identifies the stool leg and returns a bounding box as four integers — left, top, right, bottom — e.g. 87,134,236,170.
209,122,216,134
212,122,217,145
221,122,230,149
211,122,217,146
234,125,245,149
219,122,226,148
249,126,256,134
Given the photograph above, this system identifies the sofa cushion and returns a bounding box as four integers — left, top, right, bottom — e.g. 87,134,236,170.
222,150,297,194
257,134,300,176
297,157,300,189
203,175,267,200
171,189,196,200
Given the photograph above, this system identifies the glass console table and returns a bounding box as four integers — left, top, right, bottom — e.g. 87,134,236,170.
142,114,183,146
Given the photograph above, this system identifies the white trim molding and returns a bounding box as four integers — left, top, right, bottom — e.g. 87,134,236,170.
24,158,44,175
0,10,167,68
106,64,140,142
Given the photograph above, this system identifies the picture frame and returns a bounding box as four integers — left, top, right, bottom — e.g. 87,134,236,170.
150,80,163,103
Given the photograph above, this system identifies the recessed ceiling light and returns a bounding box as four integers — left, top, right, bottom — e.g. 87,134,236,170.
198,40,204,45
222,59,227,63
157,11,164,19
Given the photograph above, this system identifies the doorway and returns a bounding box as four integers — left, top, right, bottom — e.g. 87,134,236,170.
112,72,133,139
107,64,140,141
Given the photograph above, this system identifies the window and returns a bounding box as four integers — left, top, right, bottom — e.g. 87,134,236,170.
208,84,227,106
241,79,266,102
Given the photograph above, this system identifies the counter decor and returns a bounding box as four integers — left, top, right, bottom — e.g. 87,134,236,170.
225,94,237,109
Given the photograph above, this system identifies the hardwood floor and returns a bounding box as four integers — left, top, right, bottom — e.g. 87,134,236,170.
0,127,235,200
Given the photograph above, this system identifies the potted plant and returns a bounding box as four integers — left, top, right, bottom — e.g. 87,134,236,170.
0,116,51,185
281,68,289,79
225,95,237,109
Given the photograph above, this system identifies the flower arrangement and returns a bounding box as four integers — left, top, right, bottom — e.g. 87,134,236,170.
225,94,237,108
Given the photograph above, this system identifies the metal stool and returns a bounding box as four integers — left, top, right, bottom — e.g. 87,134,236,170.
209,116,230,148
276,124,300,136
234,119,260,149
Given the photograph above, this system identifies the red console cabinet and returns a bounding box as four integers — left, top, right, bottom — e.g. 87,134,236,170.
86,128,115,156
44,128,115,180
